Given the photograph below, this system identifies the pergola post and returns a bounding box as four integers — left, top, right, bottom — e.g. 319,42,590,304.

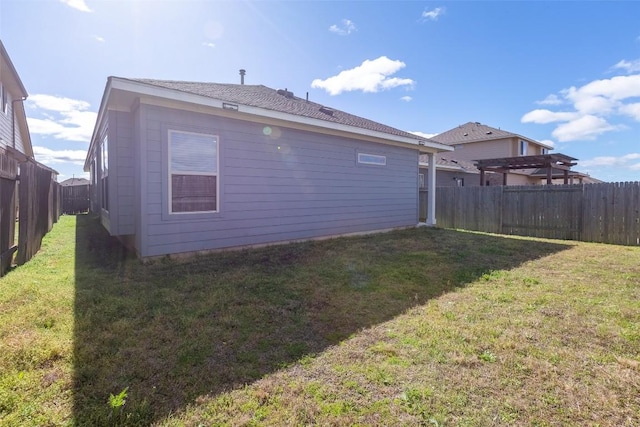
480,169,485,186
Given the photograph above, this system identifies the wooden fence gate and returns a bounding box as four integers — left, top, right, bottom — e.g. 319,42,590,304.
62,184,90,214
435,182,640,246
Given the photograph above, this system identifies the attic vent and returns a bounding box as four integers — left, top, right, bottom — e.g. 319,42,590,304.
319,106,334,116
485,131,492,135
277,88,294,99
463,132,468,136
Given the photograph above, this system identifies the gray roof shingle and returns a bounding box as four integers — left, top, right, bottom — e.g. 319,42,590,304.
430,122,518,145
123,78,427,142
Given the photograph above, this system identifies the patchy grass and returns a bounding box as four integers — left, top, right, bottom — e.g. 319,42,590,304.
0,215,638,426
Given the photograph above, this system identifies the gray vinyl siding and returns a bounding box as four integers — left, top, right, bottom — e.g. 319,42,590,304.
0,89,26,155
137,105,418,257
110,111,135,235
0,87,11,150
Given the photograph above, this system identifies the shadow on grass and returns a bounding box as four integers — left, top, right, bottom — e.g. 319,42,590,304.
72,215,571,425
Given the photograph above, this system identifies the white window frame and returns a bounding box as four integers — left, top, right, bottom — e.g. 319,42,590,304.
0,84,7,115
357,152,386,166
168,130,219,214
519,140,527,156
101,134,109,212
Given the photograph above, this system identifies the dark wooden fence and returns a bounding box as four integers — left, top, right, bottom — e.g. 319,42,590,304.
62,184,90,214
15,161,61,266
434,182,640,246
0,152,19,276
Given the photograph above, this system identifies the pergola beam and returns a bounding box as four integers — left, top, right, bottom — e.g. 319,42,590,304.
475,153,578,186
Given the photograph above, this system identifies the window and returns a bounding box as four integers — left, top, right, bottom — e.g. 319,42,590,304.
101,135,109,211
357,153,386,166
542,148,548,155
0,84,7,114
169,130,218,213
519,140,527,156
419,173,425,189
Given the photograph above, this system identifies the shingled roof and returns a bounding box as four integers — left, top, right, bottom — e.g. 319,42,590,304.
123,78,427,142
430,122,519,145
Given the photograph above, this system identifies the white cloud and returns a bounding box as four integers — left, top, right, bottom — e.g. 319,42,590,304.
422,7,445,21
409,131,437,139
522,72,640,142
60,0,92,12
612,59,640,74
618,102,640,121
400,96,413,102
93,35,105,42
536,94,563,105
202,42,216,48
552,115,622,142
329,19,356,36
579,153,640,168
33,146,87,166
27,94,97,142
521,109,580,124
311,56,414,96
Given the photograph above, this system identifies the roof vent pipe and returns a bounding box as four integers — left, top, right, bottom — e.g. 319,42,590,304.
239,69,246,85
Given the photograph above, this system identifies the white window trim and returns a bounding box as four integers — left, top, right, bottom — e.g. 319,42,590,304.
357,152,386,166
0,84,7,115
519,140,527,156
168,129,220,214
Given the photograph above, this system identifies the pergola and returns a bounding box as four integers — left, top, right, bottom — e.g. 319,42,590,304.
475,153,578,186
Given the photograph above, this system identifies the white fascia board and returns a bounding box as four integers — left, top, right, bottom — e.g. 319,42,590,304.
108,78,454,154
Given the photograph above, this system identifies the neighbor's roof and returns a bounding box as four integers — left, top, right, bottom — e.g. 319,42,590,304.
126,78,436,143
419,154,480,174
0,40,28,97
431,121,553,149
60,177,90,186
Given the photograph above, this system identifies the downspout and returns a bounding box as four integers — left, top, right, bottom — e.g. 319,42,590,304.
12,97,27,150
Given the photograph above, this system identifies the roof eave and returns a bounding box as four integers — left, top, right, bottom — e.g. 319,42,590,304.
0,41,28,97
104,77,454,154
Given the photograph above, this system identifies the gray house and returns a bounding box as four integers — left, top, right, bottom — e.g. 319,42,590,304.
83,76,452,259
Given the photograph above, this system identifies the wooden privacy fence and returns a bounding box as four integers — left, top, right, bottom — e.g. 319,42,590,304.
435,182,640,246
62,184,90,214
0,152,19,276
15,161,62,266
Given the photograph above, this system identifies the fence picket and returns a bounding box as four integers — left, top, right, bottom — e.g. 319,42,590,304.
435,182,640,246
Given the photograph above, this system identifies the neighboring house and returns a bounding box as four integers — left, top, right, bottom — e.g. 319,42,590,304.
60,177,90,186
418,156,479,189
0,40,33,163
423,121,597,186
84,76,452,259
1,40,33,274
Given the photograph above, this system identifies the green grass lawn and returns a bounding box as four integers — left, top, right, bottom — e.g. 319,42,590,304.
1,214,638,426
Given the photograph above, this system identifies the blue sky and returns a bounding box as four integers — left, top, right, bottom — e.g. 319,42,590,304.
1,0,639,182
